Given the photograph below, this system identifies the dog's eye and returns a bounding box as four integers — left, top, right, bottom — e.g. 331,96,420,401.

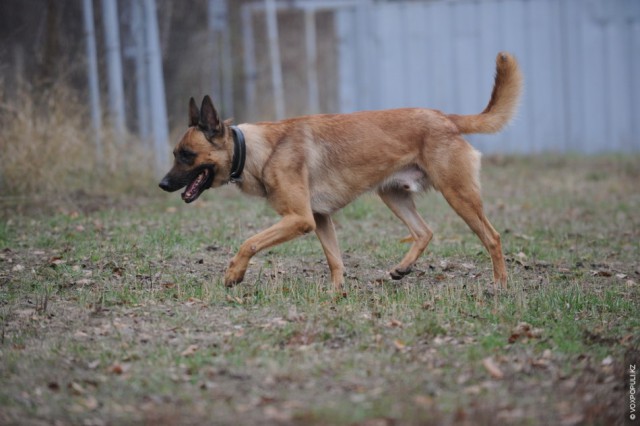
177,149,196,164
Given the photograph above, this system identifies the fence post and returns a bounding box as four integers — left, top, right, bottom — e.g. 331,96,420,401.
142,0,170,176
264,0,285,120
304,8,319,114
131,0,150,144
101,0,126,143
242,5,257,121
82,0,103,162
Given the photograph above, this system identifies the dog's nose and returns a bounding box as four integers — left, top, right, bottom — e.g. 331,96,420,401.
159,177,171,191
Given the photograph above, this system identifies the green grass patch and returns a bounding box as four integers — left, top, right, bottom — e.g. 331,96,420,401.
0,155,638,425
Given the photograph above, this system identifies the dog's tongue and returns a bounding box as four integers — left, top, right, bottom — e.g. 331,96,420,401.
181,170,208,202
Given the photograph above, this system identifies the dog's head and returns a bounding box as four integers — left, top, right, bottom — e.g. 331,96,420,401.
159,96,234,203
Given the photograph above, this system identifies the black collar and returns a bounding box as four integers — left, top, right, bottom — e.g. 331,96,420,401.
229,126,246,183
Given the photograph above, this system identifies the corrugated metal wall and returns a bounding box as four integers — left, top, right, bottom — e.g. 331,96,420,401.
336,0,640,154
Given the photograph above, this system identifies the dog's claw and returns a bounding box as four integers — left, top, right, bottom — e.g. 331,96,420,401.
224,271,245,287
224,279,241,287
389,266,412,280
224,274,244,287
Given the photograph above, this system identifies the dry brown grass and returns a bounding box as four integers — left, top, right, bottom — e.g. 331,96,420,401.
0,79,156,198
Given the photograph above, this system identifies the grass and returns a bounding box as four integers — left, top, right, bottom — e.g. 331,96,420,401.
0,80,155,198
0,155,639,425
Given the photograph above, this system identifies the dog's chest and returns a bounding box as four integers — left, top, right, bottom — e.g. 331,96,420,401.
309,176,354,214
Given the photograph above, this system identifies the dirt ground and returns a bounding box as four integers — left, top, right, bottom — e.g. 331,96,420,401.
1,155,639,425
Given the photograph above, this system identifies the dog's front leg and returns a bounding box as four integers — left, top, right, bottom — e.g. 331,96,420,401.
224,214,316,287
313,213,345,292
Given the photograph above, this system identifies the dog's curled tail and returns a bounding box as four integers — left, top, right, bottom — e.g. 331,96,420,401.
448,52,523,134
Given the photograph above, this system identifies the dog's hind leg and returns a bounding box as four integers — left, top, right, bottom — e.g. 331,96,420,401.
313,213,345,292
430,144,508,287
377,188,433,280
439,184,507,287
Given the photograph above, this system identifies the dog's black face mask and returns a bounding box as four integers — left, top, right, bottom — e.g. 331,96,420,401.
158,96,230,203
159,163,215,203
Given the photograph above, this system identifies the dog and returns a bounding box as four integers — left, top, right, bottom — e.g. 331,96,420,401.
159,52,523,291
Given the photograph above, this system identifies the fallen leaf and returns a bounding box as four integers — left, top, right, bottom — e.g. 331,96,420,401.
263,405,291,422
439,261,453,271
49,256,65,267
75,278,93,286
181,344,199,357
590,269,612,277
286,306,304,322
509,322,543,343
482,357,504,379
393,339,407,351
387,318,403,328
413,394,433,406
515,233,534,241
68,382,85,395
464,385,482,395
73,330,89,339
78,395,99,411
108,363,129,375
185,297,204,307
225,294,243,304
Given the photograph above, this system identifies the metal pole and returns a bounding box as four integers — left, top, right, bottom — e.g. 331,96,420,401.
143,0,170,176
101,0,126,143
220,1,234,118
242,5,257,121
264,0,285,119
304,8,319,114
82,0,103,162
131,0,150,143
207,0,222,109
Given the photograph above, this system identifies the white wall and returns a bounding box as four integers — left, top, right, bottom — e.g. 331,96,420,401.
337,0,640,154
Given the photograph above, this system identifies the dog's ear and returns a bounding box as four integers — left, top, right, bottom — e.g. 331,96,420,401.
188,97,199,127
199,95,223,139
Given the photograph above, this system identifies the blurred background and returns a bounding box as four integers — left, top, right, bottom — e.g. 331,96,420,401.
0,0,638,196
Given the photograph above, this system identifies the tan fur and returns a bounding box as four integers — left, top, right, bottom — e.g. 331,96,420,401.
162,52,523,291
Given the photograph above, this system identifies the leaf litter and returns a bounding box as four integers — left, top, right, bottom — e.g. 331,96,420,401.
0,156,638,425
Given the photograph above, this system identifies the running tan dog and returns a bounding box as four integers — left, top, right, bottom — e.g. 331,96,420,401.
159,52,522,291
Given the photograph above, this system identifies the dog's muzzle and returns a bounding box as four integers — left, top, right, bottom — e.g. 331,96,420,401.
158,166,215,203
158,175,179,192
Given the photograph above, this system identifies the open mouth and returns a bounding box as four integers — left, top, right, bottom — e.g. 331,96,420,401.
181,167,214,203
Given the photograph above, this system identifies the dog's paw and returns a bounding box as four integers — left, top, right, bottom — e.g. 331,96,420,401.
224,270,245,287
224,277,243,287
389,266,412,280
